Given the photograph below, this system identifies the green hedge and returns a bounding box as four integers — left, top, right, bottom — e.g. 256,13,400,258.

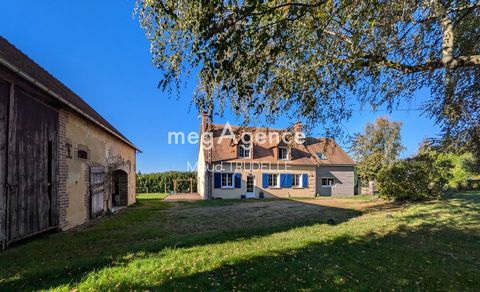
136,171,197,193
377,151,452,201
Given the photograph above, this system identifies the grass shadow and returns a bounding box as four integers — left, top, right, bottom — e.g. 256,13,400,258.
2,193,477,290
144,224,480,291
0,198,363,290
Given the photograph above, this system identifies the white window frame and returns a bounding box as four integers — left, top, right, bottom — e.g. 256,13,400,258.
268,173,280,188
238,144,251,159
292,174,302,188
321,177,336,187
278,147,289,160
221,173,234,188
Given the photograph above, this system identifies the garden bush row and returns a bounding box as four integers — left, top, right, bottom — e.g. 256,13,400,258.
136,171,197,193
377,150,479,201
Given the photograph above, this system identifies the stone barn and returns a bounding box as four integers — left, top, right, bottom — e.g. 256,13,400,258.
0,37,138,249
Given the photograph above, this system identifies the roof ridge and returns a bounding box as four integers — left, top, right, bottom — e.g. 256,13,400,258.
211,123,330,141
0,36,138,150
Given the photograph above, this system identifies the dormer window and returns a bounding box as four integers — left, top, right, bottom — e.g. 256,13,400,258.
316,152,327,160
238,134,252,159
278,147,289,160
238,144,251,158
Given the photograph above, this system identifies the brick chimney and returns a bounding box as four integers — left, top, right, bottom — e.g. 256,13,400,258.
293,122,303,133
201,111,210,133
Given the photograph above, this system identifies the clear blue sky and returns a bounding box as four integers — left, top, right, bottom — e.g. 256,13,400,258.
0,0,440,173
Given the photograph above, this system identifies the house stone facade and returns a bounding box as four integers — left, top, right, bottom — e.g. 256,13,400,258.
197,113,356,200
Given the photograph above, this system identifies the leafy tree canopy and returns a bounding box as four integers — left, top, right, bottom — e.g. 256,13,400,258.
418,141,480,187
350,117,404,181
136,0,480,152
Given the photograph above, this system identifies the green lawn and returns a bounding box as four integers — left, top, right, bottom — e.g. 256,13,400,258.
136,192,169,200
0,193,479,291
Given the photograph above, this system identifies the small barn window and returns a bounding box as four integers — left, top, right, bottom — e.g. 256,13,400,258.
77,145,89,160
66,142,73,159
78,150,88,159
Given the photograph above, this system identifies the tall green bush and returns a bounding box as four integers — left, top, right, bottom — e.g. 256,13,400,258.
136,171,197,193
377,152,452,201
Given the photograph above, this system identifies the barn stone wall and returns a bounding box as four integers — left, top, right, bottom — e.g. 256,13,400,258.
58,109,136,230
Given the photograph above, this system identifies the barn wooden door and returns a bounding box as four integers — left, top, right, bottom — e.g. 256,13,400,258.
90,166,105,219
7,86,58,242
0,80,9,247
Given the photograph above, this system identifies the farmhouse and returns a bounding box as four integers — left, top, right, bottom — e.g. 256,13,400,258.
0,37,138,249
197,113,355,199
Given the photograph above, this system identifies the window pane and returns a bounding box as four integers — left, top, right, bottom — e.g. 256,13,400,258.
221,173,234,187
239,144,251,158
268,174,278,187
279,148,288,160
322,178,335,186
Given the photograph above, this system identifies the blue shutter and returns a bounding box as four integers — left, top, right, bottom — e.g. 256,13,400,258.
214,173,221,188
234,173,241,188
262,173,269,188
302,174,308,188
280,174,287,188
286,174,293,188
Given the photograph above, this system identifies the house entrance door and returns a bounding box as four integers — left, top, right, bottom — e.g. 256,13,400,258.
246,175,255,198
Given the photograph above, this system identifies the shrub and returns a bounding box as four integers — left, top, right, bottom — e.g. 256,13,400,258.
472,181,480,191
437,152,478,189
377,152,452,201
136,171,197,193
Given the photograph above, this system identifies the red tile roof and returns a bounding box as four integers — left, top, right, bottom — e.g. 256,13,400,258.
207,124,355,166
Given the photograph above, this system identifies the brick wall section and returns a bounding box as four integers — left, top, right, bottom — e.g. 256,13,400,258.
57,109,69,230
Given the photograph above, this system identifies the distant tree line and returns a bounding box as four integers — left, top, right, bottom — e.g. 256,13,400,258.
136,171,197,194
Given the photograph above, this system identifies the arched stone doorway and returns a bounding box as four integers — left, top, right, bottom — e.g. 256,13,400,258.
112,170,128,207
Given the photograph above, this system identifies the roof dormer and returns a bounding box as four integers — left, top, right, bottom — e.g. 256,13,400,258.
316,152,327,160
238,133,252,159
278,146,290,160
